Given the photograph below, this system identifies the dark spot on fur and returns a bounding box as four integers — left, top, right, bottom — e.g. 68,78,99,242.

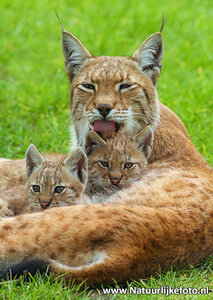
3,224,12,231
91,236,113,247
8,248,16,253
150,239,159,249
34,234,40,243
30,247,39,256
144,222,151,230
49,253,56,260
200,236,206,244
177,211,184,218
18,222,29,230
58,246,66,253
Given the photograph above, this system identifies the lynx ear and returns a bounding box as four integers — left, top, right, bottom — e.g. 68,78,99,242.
85,131,106,156
63,147,88,185
132,125,153,159
62,30,92,81
132,32,164,85
26,144,46,179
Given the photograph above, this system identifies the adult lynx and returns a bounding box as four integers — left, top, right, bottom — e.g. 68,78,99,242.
62,26,208,170
0,27,212,285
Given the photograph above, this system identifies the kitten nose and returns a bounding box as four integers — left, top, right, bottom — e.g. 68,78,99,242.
110,177,121,185
39,200,51,209
97,103,112,117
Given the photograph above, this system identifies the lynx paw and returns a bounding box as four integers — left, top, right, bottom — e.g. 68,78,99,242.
0,199,14,217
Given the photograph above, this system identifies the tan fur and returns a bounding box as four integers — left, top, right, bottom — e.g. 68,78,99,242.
0,29,212,285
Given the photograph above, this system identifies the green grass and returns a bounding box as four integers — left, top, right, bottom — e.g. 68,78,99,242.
0,0,212,298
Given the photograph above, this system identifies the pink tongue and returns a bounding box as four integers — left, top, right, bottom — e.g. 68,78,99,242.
94,120,115,132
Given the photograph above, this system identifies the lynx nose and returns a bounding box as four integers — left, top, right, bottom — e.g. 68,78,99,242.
39,200,52,209
97,103,112,117
110,177,121,185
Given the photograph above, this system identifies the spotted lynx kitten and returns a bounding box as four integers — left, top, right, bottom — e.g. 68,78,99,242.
0,144,88,217
85,126,153,200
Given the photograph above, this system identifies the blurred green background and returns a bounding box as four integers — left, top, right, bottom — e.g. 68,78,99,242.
0,0,212,165
0,1,212,297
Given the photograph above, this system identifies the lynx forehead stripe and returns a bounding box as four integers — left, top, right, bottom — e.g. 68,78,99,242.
94,120,115,132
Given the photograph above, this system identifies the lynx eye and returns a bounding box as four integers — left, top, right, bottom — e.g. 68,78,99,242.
119,83,132,90
81,83,96,91
32,185,40,193
98,161,109,169
54,186,65,194
123,162,135,170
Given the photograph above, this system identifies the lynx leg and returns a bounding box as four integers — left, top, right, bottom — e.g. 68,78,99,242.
0,203,212,285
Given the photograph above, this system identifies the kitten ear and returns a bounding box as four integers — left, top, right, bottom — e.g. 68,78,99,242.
132,32,164,85
132,125,153,159
85,131,106,155
63,147,88,185
62,30,92,81
26,144,46,179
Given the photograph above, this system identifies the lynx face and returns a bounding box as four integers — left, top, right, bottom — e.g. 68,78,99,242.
62,29,163,149
26,144,88,211
85,126,153,197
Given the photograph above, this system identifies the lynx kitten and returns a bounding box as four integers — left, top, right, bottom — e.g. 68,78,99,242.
85,126,153,200
0,144,88,217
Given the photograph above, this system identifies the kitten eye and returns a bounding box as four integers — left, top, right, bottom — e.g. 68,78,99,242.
54,186,65,194
32,185,40,193
98,161,109,169
119,83,132,90
82,83,95,90
123,162,135,170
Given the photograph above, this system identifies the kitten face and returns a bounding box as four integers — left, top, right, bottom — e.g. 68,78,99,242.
27,161,84,210
25,144,88,211
86,128,153,196
89,148,146,193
